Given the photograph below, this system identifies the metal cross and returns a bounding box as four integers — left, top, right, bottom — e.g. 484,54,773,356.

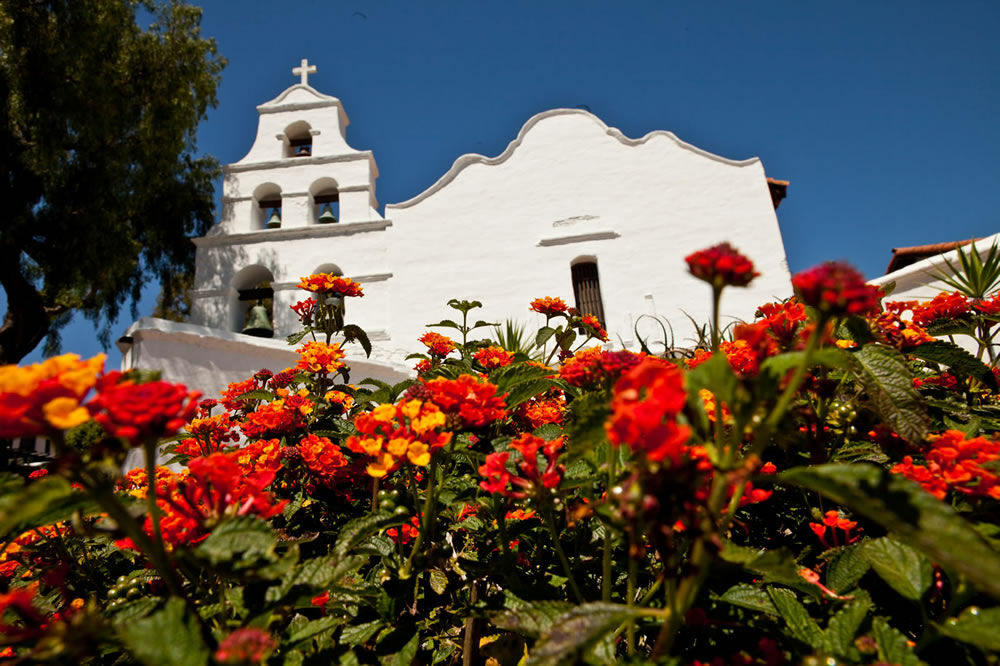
292,58,317,86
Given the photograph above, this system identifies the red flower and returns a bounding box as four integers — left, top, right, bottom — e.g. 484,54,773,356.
891,430,1000,500
910,291,970,327
297,273,364,298
478,434,565,498
298,434,349,485
791,262,881,317
473,345,515,370
559,347,644,389
808,510,859,548
529,296,570,317
419,332,456,358
422,374,508,427
88,374,200,447
606,358,691,465
579,314,609,342
290,298,318,324
215,627,277,665
685,242,759,288
311,590,330,607
755,299,807,349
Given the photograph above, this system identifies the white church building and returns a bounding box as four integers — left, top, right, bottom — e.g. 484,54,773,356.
119,59,797,396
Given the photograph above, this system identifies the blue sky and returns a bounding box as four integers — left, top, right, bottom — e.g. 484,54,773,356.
17,0,1000,364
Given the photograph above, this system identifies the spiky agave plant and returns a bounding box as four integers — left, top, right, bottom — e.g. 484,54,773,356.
491,319,537,358
934,239,1000,300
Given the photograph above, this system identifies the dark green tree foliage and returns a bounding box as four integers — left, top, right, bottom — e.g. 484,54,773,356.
0,0,225,362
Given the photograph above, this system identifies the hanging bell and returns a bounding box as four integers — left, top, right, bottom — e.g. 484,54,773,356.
242,302,274,338
266,208,282,229
318,203,337,224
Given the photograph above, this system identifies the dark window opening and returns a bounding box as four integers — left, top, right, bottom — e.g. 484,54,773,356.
571,261,606,327
290,136,312,157
258,198,282,228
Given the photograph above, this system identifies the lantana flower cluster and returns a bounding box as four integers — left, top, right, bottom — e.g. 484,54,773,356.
296,273,364,298
892,430,1000,500
346,399,452,478
0,353,104,437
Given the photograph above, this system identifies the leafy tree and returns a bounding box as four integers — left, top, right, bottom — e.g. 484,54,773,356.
0,0,225,362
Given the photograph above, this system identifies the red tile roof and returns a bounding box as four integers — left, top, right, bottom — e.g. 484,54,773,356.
885,238,982,274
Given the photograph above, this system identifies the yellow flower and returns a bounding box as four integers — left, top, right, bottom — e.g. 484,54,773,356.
386,437,410,457
406,442,431,466
358,437,384,455
43,397,90,430
366,452,395,478
371,404,396,423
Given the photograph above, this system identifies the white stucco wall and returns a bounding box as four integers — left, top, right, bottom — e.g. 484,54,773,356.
385,109,792,351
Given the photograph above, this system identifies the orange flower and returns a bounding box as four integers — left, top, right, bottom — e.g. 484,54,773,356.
606,358,691,465
0,353,104,438
420,374,508,428
892,430,1000,500
473,345,515,370
579,314,608,342
296,273,364,298
296,341,346,375
529,296,569,317
419,332,456,358
346,399,452,478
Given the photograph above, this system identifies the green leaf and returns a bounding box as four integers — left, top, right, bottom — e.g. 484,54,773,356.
0,476,72,537
848,344,928,443
334,514,403,559
447,299,483,314
717,583,778,615
935,606,1000,651
288,615,345,645
522,603,644,666
821,596,871,660
781,463,1000,601
428,569,448,595
825,543,870,593
379,631,420,666
719,541,802,586
562,392,611,461
536,326,557,348
118,597,209,666
872,617,924,666
760,348,849,379
860,537,932,601
490,601,574,638
286,328,311,345
228,389,274,402
908,340,998,389
427,319,463,331
341,620,382,647
686,351,738,406
196,516,276,566
342,324,372,358
767,587,822,648
924,318,976,337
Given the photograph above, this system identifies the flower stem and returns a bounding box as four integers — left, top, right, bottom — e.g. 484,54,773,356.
544,506,584,603
400,458,437,580
601,444,616,603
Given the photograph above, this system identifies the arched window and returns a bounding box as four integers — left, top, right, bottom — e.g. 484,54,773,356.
309,178,340,224
232,265,275,337
571,258,606,326
252,183,282,230
284,120,313,158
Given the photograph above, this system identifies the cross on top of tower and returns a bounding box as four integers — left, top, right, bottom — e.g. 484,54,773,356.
292,58,317,86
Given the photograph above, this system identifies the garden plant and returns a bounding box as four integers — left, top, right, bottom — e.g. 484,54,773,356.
1,243,1000,664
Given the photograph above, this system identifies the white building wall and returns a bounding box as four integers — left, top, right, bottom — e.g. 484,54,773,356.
385,110,792,352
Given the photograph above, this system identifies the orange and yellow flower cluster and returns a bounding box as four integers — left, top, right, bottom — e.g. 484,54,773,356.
346,399,452,478
0,353,104,438
296,341,346,374
296,273,364,298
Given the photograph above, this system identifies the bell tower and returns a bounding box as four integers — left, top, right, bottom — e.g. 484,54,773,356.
188,60,390,348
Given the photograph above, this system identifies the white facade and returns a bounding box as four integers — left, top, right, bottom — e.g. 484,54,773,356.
122,65,796,398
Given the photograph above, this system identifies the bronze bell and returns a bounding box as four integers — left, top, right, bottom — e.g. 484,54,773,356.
318,203,337,224
242,301,274,338
266,208,281,229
